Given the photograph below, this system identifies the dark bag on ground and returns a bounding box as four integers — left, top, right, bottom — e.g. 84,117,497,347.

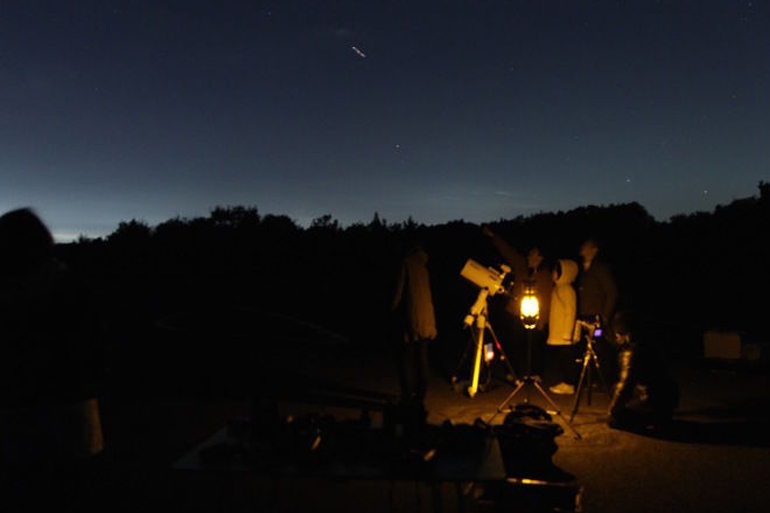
492,404,572,482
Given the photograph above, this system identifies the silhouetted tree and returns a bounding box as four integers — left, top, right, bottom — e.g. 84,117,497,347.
209,205,260,228
47,183,770,381
758,180,769,200
310,214,339,231
108,219,151,244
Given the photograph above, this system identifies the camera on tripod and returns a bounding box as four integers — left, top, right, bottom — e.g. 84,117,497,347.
573,314,603,341
568,314,612,423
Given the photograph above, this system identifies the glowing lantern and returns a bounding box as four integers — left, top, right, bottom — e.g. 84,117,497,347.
520,281,539,330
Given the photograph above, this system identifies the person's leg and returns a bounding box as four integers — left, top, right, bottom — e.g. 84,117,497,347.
398,342,417,403
563,344,579,384
543,344,558,386
415,339,430,402
399,340,428,447
608,347,636,422
548,344,578,393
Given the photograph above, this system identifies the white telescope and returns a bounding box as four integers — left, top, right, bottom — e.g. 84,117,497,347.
460,259,512,296
458,259,513,397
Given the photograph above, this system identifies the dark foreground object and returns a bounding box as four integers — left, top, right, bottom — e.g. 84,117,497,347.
174,403,581,512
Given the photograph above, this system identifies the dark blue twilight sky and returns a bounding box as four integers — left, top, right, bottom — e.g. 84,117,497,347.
1,1,769,240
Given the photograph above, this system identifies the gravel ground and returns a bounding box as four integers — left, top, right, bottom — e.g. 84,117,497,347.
93,343,770,512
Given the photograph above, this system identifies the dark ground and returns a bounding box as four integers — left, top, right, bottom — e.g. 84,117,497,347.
89,330,770,513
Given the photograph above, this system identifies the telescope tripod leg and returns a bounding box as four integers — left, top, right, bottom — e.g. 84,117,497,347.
569,349,592,423
487,376,581,439
589,345,612,397
570,341,613,422
485,322,517,382
531,380,582,439
485,378,527,424
468,320,487,398
587,354,593,406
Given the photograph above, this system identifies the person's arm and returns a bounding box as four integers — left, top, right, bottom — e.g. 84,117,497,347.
483,227,527,278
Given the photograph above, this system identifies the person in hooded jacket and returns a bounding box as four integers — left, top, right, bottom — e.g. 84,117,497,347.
547,259,580,394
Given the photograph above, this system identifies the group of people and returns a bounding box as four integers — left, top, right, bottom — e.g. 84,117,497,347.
390,227,677,432
484,226,618,396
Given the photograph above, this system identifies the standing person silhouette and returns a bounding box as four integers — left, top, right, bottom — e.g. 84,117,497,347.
576,238,619,380
391,243,437,444
0,208,104,511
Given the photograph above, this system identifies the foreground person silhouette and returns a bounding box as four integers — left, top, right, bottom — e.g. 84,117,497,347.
391,243,437,447
0,208,104,511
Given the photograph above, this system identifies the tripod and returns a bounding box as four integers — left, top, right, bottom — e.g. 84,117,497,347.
452,288,517,398
569,318,612,423
488,328,581,439
452,314,517,396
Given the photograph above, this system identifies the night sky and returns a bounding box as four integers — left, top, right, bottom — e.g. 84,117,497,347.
2,1,769,241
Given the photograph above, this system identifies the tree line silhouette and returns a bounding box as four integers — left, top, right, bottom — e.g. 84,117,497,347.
51,183,769,396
